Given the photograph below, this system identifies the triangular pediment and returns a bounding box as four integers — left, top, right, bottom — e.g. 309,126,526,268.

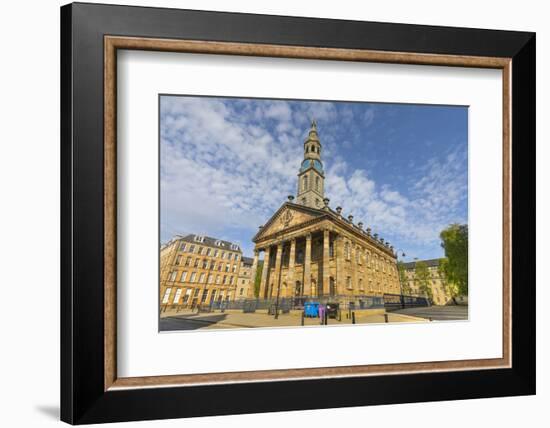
253,202,325,242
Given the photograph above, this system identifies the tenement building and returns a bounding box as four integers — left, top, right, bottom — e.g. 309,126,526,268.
251,121,401,300
160,234,243,308
401,258,454,305
236,256,255,299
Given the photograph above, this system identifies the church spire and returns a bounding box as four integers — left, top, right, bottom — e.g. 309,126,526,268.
296,120,325,209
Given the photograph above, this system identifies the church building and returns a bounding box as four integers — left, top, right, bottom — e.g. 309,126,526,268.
250,121,401,300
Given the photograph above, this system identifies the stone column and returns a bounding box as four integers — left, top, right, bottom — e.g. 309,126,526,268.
271,243,283,298
303,233,312,296
259,247,270,299
248,250,259,298
323,229,331,296
288,239,296,297
335,235,344,295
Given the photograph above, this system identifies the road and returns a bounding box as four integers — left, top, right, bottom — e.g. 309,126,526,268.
392,305,468,321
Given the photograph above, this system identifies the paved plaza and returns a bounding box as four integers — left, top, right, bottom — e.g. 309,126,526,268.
393,305,468,321
159,308,430,331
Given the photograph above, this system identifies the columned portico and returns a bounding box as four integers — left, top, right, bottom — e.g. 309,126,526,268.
271,242,283,298
249,250,259,298
259,246,270,299
288,239,296,297
303,233,312,295
322,229,330,296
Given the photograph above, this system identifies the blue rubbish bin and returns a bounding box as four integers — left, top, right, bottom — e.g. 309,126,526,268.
304,302,320,317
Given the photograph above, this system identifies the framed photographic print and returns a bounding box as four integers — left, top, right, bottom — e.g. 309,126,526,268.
61,2,535,424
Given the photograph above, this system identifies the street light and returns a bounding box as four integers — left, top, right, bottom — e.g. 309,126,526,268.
395,248,406,309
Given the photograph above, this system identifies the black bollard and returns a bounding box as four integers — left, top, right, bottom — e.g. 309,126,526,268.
352,312,356,324
384,313,389,323
324,311,328,325
301,311,305,326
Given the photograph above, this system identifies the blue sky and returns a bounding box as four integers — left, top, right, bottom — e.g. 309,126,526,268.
160,95,468,262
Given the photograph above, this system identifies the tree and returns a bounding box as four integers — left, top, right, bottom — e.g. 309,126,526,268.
253,261,264,298
397,261,411,294
414,261,433,301
438,258,459,300
440,224,468,296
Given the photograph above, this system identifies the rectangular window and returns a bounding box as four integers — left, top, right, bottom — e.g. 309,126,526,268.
162,288,172,304
173,288,183,304
190,272,197,282
239,288,244,295
227,253,232,260
199,273,205,283
182,288,191,303
194,258,199,268
175,255,182,265
180,271,187,282
232,264,237,273
346,276,352,290
210,262,215,271
223,275,227,284
221,252,226,259
216,275,221,284
169,271,177,282
189,244,195,253
202,259,208,269
207,274,213,283
230,276,234,285
185,256,191,266
193,288,200,296
179,243,186,251
201,290,208,303
206,248,211,256
234,254,239,261
214,249,218,257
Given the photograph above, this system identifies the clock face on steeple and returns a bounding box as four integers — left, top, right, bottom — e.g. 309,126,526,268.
300,159,324,174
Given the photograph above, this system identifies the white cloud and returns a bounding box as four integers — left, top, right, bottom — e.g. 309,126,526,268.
160,96,467,257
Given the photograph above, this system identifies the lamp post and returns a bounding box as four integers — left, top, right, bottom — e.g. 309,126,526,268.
395,248,406,309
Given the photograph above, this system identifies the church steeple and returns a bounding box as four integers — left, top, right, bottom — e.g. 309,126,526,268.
296,120,325,209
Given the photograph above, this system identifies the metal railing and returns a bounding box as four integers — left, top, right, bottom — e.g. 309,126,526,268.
160,293,430,315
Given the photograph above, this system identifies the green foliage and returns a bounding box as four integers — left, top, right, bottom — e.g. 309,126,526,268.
414,261,433,301
438,258,458,298
254,261,263,298
440,224,468,296
397,261,411,294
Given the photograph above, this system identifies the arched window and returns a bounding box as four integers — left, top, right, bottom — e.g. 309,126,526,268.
315,176,320,191
345,242,351,260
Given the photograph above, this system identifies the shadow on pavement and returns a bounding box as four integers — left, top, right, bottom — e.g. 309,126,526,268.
160,314,228,331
